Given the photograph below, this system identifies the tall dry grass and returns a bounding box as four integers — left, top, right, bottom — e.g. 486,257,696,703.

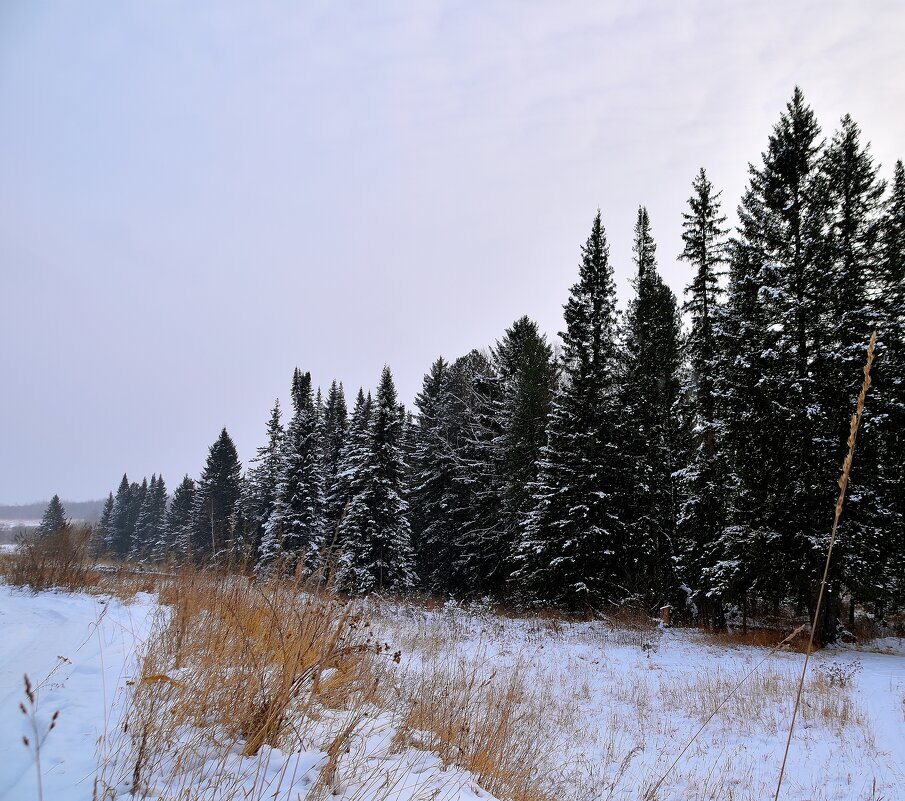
5,524,98,592
394,651,562,801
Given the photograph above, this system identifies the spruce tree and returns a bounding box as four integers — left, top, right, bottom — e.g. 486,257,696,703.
338,367,415,593
878,160,905,612
194,428,243,560
719,87,836,636
821,115,888,621
260,372,323,571
37,495,67,536
126,478,147,555
320,381,349,546
516,211,624,609
489,318,556,596
166,476,196,560
409,358,459,593
246,399,285,562
106,474,133,557
133,474,169,560
444,349,503,596
94,492,115,554
620,207,683,605
139,475,169,562
675,169,730,619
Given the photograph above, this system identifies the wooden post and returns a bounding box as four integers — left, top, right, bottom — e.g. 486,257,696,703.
660,604,672,627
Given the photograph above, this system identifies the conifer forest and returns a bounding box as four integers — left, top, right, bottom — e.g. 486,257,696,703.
92,88,905,643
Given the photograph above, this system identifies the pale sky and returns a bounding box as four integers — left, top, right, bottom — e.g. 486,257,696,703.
2,1,904,504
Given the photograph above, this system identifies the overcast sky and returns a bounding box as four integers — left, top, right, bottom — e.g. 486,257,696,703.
2,1,904,504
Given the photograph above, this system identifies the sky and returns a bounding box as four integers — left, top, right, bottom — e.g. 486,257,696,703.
1,1,904,504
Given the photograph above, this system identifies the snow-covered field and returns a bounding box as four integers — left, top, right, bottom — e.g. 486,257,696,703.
0,520,40,531
0,587,157,800
1,586,903,801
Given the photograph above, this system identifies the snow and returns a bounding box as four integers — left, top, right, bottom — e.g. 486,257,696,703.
0,587,158,800
0,520,40,531
1,587,903,801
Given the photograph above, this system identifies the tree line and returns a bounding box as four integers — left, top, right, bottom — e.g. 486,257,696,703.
82,88,903,639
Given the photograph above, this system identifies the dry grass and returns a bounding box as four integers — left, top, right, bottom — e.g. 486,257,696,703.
97,572,587,801
5,559,876,801
703,626,812,653
4,525,99,592
98,567,388,800
394,651,562,801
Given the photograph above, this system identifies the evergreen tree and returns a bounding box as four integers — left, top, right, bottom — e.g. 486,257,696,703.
516,211,624,609
245,399,285,561
137,475,169,562
338,367,415,593
320,381,349,546
717,87,836,636
260,372,323,571
443,349,503,596
409,358,459,593
106,474,133,557
133,474,169,560
878,160,905,612
620,207,683,605
675,169,730,618
166,476,196,560
821,115,888,620
493,317,557,543
194,428,243,560
37,495,67,536
126,478,147,555
94,492,115,554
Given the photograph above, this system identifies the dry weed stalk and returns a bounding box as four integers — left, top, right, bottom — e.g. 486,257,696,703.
773,330,877,801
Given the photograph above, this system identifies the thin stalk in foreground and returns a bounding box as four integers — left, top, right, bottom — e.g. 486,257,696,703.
773,330,876,801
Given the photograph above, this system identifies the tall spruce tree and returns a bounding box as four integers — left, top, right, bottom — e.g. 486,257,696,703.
821,115,888,622
334,389,373,563
246,400,285,562
106,474,133,556
126,478,147,555
94,492,115,554
675,170,730,619
719,87,838,637
320,381,349,547
878,160,905,612
338,367,414,593
260,372,323,571
409,358,459,593
516,211,624,609
488,318,556,595
194,428,243,560
620,207,683,605
444,349,503,596
139,475,169,562
37,495,67,536
132,475,168,559
166,476,196,560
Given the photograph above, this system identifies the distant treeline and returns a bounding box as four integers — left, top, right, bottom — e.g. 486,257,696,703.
0,499,104,522
83,88,903,643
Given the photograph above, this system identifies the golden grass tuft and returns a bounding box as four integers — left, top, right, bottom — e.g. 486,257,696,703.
4,525,99,592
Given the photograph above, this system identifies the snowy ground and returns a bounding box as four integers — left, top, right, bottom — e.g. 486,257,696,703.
366,602,905,801
1,587,903,801
0,587,157,800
